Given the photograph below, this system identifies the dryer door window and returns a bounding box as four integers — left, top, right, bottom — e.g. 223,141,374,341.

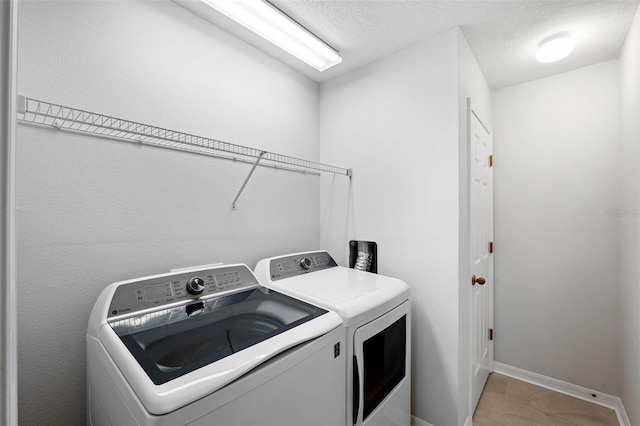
353,301,410,424
362,315,406,419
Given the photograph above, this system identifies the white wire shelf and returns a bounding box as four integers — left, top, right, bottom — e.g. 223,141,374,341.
17,95,351,208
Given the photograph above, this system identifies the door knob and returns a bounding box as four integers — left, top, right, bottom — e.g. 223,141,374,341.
471,275,486,286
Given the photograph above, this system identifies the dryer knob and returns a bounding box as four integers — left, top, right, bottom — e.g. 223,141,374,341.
186,277,205,295
300,257,312,270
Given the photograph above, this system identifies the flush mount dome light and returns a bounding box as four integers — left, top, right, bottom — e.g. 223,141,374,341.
535,32,575,63
201,0,342,72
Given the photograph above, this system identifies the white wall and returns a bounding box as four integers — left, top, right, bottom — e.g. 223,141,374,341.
319,28,459,426
457,29,492,423
619,5,640,424
17,2,321,425
492,61,620,395
319,27,491,426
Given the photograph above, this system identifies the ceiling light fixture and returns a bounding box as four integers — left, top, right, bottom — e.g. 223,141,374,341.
201,0,342,72
535,32,575,63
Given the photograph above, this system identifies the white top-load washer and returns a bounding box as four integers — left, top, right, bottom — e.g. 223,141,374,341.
87,263,346,426
254,251,411,426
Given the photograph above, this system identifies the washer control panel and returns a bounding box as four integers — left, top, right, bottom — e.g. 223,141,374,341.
269,251,338,281
107,264,256,319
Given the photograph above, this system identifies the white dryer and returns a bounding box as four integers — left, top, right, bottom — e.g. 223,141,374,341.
86,263,346,426
255,251,411,426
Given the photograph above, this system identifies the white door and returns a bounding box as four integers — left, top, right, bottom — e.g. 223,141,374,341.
469,101,493,412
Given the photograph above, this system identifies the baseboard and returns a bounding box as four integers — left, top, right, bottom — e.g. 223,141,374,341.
410,414,467,426
411,415,435,426
493,362,630,426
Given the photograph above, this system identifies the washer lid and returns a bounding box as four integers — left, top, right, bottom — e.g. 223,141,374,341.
255,251,410,326
109,287,330,386
89,264,343,415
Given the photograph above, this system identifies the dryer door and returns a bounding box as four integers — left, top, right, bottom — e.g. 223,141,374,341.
353,300,411,426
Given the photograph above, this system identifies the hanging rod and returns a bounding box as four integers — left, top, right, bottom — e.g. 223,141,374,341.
16,96,352,208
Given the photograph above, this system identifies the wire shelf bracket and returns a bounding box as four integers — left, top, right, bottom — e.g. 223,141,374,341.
232,151,265,210
16,95,352,209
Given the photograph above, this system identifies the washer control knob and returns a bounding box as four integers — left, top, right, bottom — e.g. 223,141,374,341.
186,277,206,295
300,257,312,270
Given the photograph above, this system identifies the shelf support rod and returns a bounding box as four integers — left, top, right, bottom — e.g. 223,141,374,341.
232,151,265,210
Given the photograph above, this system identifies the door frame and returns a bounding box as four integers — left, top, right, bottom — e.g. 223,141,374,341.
1,0,19,424
465,98,494,423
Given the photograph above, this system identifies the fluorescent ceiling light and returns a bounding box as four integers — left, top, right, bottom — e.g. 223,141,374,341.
535,32,575,63
201,0,342,72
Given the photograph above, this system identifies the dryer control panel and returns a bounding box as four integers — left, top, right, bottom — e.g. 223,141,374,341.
269,251,338,281
107,264,258,319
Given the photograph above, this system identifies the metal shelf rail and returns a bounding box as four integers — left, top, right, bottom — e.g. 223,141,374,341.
16,95,351,208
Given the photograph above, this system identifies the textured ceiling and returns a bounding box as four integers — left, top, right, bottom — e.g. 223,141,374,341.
178,0,640,89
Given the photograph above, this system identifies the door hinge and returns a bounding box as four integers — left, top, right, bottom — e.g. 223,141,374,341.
489,154,494,167
489,241,494,254
489,328,494,341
